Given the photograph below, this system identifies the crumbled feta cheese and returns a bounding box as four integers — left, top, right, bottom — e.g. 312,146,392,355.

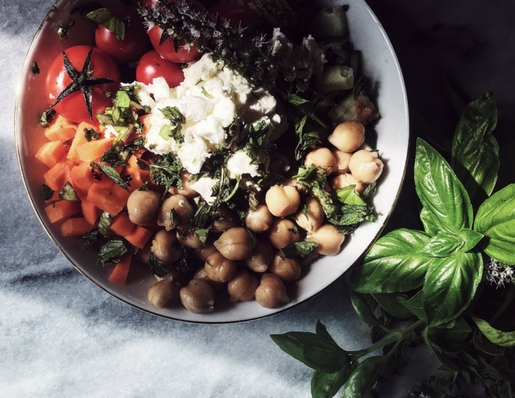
190,177,218,205
227,150,259,179
103,124,118,139
137,53,285,175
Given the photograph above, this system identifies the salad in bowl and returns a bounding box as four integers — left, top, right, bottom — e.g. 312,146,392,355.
15,0,409,322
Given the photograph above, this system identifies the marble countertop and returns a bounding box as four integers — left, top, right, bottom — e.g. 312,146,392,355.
2,1,514,397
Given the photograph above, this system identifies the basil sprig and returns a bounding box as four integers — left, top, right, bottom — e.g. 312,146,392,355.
272,92,515,396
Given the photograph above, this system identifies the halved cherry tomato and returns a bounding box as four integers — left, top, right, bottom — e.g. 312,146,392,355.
93,8,152,63
136,50,185,87
45,45,121,124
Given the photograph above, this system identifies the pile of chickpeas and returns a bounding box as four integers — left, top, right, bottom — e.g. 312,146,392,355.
126,120,383,314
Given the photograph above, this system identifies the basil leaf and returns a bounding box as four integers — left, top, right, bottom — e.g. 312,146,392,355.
428,318,472,352
451,92,499,206
418,229,481,258
474,183,515,264
348,290,383,329
271,322,350,373
422,251,483,326
398,290,426,322
419,207,441,236
472,328,504,356
472,316,515,348
415,138,473,234
421,328,462,372
341,355,387,398
459,228,484,252
419,232,465,258
311,367,352,398
372,293,414,320
353,228,432,294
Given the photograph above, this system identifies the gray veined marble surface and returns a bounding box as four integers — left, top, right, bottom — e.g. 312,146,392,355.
2,1,514,397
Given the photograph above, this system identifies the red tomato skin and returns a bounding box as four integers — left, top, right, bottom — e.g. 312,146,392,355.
45,46,121,124
136,50,185,87
94,8,152,63
144,0,206,63
140,0,159,8
148,25,201,63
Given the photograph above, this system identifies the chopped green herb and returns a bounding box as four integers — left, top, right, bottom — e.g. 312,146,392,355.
90,161,129,191
59,182,80,202
31,62,40,75
84,127,102,141
41,184,54,201
39,109,56,128
97,239,128,266
280,241,319,259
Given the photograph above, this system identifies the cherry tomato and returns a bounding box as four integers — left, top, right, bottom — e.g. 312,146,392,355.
136,50,185,87
45,45,121,124
140,0,159,8
148,25,202,64
146,0,206,63
208,2,259,28
94,8,152,63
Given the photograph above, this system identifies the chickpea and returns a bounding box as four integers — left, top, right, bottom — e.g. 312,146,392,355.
211,205,239,233
281,178,307,194
194,239,217,262
348,149,384,184
307,224,345,256
332,149,352,174
179,279,215,314
295,196,325,232
214,227,255,261
127,189,161,225
176,227,205,250
168,171,198,199
304,147,337,175
268,218,301,249
151,229,182,265
147,279,181,308
327,121,365,153
255,273,290,308
265,185,301,217
193,267,225,291
245,204,274,233
158,194,194,230
227,269,260,302
204,251,238,283
269,252,302,282
245,239,274,273
331,173,367,194
161,269,183,285
136,240,152,264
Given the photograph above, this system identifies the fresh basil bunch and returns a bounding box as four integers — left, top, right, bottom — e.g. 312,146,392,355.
272,92,515,397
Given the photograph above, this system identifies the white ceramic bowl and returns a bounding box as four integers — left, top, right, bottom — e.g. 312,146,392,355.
15,0,409,323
